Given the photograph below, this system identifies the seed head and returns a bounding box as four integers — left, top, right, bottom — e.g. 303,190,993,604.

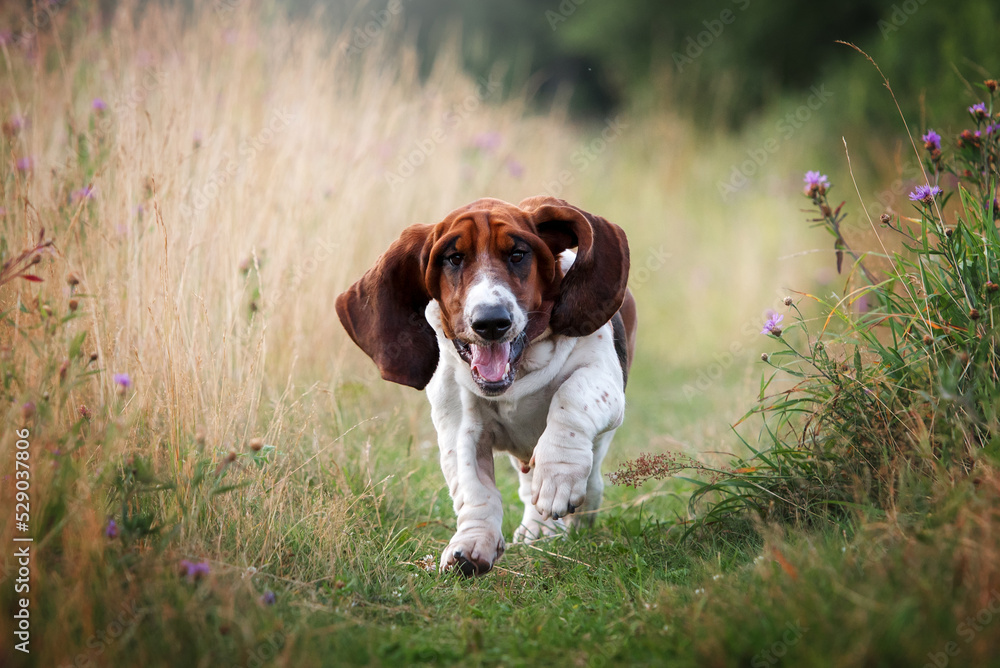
68,299,78,312
880,213,890,224
988,281,1000,293
922,334,933,345
987,80,999,93
66,273,80,286
249,437,264,451
970,308,981,320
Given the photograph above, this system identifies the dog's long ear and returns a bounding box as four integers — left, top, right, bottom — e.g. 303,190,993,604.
335,224,439,389
519,196,630,337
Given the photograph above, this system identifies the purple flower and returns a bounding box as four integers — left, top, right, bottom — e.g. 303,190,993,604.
922,129,941,151
761,310,784,336
803,171,830,196
505,158,524,178
72,185,96,201
259,590,276,606
180,559,211,581
969,102,988,120
0,30,12,46
16,156,33,172
909,184,942,204
92,98,107,112
113,372,132,389
472,131,502,152
105,519,119,539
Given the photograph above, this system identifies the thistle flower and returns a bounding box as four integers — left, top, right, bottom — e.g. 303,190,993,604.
180,559,211,582
969,102,988,121
113,372,132,390
803,171,830,197
16,156,33,172
908,184,942,204
505,158,524,179
921,129,941,151
72,185,96,202
761,310,784,336
259,590,276,606
471,131,502,152
105,518,119,539
91,98,108,113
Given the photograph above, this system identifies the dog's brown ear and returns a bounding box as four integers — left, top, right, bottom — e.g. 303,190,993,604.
519,196,630,337
335,224,439,389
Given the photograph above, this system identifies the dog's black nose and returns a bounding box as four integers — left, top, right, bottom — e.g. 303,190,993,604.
471,306,513,341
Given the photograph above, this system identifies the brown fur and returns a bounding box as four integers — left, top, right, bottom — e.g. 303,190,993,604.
335,196,636,389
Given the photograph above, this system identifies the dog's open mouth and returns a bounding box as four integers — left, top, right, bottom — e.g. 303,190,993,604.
453,333,527,395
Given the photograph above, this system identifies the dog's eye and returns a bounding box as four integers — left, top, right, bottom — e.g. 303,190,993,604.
446,253,464,267
509,250,526,264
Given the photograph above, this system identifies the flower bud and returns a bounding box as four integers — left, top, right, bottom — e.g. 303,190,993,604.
249,437,264,451
880,213,890,224
970,308,981,320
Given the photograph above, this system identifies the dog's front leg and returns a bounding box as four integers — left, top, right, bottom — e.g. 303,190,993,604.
432,392,504,576
531,368,625,521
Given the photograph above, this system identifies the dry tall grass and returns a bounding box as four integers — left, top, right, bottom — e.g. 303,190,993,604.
0,2,945,665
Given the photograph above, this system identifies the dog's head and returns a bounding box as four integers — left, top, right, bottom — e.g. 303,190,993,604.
335,196,630,395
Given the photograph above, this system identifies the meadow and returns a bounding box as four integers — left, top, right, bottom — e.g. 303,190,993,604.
2,2,1000,667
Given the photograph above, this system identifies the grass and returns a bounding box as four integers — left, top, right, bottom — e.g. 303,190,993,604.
2,2,1000,667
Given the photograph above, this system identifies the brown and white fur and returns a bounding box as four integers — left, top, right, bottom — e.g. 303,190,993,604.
336,196,637,576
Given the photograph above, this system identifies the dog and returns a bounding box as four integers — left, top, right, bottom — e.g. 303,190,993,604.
336,196,636,575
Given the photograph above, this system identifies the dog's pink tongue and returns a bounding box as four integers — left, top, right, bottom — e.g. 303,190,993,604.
471,341,511,383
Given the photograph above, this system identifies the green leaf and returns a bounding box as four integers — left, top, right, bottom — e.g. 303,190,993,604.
69,331,87,359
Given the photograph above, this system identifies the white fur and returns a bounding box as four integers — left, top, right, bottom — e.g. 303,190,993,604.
462,272,527,339
424,251,626,573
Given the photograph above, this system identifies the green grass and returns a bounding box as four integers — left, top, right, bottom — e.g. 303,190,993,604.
2,2,1000,667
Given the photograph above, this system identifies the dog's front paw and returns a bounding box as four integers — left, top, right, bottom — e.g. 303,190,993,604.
530,445,591,521
440,528,505,576
512,517,565,544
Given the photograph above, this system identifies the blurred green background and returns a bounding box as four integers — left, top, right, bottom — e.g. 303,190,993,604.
274,0,1000,127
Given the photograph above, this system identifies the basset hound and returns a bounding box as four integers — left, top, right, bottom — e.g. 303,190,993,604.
336,196,636,575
